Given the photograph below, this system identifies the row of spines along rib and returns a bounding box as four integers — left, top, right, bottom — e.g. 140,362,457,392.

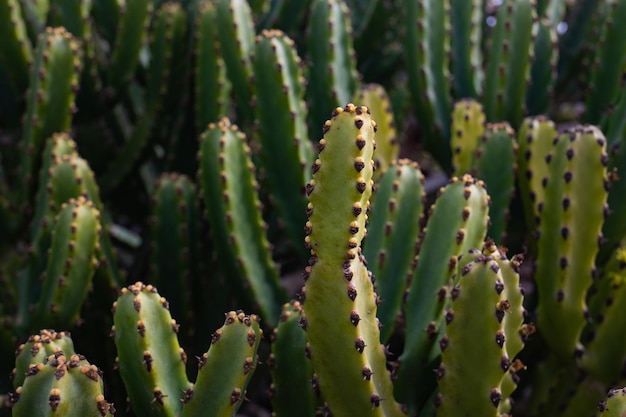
436,243,526,416
252,28,314,260
395,174,490,413
363,159,425,344
269,301,318,417
197,118,285,327
302,104,405,417
10,350,114,417
111,282,262,417
149,173,200,347
535,125,609,358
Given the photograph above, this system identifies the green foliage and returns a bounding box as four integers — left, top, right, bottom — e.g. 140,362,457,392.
3,1,626,417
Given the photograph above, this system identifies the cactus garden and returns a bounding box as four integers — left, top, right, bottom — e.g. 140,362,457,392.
3,0,626,416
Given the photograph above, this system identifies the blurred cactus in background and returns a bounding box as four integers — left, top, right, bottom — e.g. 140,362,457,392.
2,0,626,416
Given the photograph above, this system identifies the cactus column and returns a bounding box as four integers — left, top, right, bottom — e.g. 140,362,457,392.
302,104,405,417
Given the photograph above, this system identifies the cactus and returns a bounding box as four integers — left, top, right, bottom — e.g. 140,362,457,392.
11,351,114,416
484,0,536,128
182,310,262,417
0,0,33,94
3,1,626,416
395,174,490,413
12,330,76,389
149,173,199,343
302,104,405,417
198,118,285,326
112,282,191,417
474,123,517,243
435,248,524,416
306,0,360,141
363,159,425,343
19,27,82,200
535,125,608,358
355,83,400,178
599,388,626,417
252,29,313,258
269,301,317,417
450,99,485,176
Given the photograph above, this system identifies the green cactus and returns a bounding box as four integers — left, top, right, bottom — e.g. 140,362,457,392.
112,281,191,417
198,118,285,326
269,301,318,417
252,28,314,258
306,0,360,141
395,174,490,413
354,83,400,178
302,103,405,417
436,248,524,416
149,173,199,343
363,159,425,343
194,1,231,130
535,125,608,358
599,388,626,417
11,351,114,416
0,0,33,94
484,0,536,128
450,99,485,176
12,330,76,389
19,26,82,200
474,123,517,243
182,310,262,417
404,0,452,170
215,0,256,124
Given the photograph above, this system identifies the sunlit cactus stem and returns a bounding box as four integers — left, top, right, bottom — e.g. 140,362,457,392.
302,103,405,417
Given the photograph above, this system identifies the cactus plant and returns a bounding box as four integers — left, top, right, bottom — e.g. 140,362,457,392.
3,1,626,417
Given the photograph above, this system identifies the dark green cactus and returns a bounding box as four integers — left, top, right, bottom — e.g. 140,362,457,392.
484,0,536,128
269,301,317,417
19,26,82,200
252,28,313,258
363,159,425,343
395,174,490,413
306,0,360,141
198,118,285,326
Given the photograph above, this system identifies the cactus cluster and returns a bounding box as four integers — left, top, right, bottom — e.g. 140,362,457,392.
2,1,626,416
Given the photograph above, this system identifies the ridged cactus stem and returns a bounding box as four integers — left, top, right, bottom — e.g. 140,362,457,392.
302,104,405,417
112,282,191,417
535,126,609,358
182,311,262,417
395,175,490,412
